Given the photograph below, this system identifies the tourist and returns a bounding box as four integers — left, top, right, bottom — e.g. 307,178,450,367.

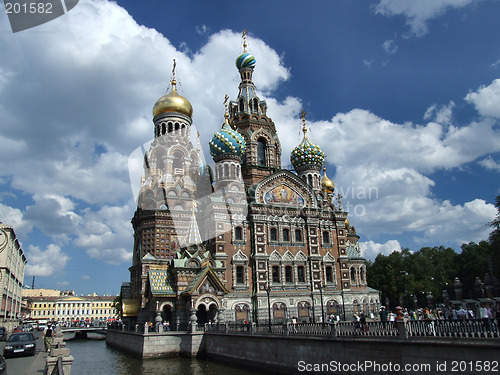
379,306,388,328
44,323,53,352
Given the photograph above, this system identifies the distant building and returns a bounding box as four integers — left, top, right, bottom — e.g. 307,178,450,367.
0,223,27,328
22,288,65,298
26,294,118,323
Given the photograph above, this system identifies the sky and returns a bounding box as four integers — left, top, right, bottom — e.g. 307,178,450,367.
0,0,499,295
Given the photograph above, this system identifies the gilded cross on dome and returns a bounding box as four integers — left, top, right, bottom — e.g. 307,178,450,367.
337,193,343,211
300,109,308,137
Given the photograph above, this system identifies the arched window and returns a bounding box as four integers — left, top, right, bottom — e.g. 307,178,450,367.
236,266,244,284
297,266,305,283
283,228,290,242
285,266,293,283
172,151,183,171
322,231,330,244
253,98,259,113
351,267,356,283
270,228,277,242
257,139,266,166
239,99,245,112
325,266,334,283
224,164,229,177
272,266,280,283
235,227,243,241
308,175,313,186
295,229,302,242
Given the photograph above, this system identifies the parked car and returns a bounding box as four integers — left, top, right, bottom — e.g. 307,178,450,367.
3,332,36,358
0,354,6,375
0,327,6,341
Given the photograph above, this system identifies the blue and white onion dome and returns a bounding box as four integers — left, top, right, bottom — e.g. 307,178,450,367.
236,53,256,69
209,123,246,159
290,137,325,170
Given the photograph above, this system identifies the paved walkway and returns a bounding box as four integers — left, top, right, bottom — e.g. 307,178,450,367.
26,349,47,375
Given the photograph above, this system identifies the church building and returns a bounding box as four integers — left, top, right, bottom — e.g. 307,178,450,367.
123,33,380,327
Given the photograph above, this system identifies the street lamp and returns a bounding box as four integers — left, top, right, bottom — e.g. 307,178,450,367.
318,285,325,326
266,286,271,333
341,290,346,321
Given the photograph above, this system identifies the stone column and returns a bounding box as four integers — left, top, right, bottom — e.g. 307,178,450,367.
217,308,225,324
45,325,73,375
189,308,198,332
155,309,162,333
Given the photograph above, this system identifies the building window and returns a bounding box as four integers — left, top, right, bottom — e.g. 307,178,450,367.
295,229,302,242
351,267,356,283
257,139,266,166
283,228,290,242
297,266,305,283
326,266,334,283
235,227,243,241
272,266,280,283
322,231,330,244
285,266,293,283
270,228,277,241
236,266,244,284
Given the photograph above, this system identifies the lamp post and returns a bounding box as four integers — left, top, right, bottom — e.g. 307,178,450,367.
318,285,325,326
341,290,346,321
266,286,271,333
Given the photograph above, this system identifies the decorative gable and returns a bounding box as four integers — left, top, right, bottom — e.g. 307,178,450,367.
254,170,317,208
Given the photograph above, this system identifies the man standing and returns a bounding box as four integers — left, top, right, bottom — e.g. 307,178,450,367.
379,306,388,328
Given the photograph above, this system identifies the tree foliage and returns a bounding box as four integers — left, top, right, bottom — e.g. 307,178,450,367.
366,195,500,308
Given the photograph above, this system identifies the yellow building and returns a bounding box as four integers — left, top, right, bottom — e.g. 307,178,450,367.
27,295,118,324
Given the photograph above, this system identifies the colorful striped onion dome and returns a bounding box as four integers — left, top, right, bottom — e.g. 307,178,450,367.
290,137,325,170
209,123,246,159
236,53,256,69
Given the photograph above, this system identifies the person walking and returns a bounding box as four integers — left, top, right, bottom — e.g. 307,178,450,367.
44,324,53,352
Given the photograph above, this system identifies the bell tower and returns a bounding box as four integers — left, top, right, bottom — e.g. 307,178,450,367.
229,31,282,186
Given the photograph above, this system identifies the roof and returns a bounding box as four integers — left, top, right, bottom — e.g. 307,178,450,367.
148,269,176,297
182,265,229,295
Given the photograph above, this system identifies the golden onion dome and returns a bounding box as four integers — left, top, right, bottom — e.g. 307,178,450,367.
321,166,335,193
153,80,193,118
345,218,350,228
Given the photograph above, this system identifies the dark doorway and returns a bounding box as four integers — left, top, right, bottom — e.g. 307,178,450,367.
162,304,172,324
208,304,218,323
196,304,208,325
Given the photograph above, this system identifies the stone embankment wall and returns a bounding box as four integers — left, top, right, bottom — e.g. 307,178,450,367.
203,333,500,374
106,330,204,358
107,330,500,374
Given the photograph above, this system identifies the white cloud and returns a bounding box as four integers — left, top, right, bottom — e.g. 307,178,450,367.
25,244,70,277
360,240,402,260
465,79,500,119
424,102,455,125
0,0,497,267
0,203,32,238
73,203,134,265
382,40,398,55
479,156,500,172
374,0,482,37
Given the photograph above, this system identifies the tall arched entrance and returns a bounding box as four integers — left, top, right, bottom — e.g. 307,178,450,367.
162,304,172,324
196,303,218,325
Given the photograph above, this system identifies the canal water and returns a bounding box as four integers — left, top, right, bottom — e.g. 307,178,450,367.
66,338,255,375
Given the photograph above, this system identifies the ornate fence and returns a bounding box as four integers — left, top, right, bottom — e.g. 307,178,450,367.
204,319,500,339
405,319,499,338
